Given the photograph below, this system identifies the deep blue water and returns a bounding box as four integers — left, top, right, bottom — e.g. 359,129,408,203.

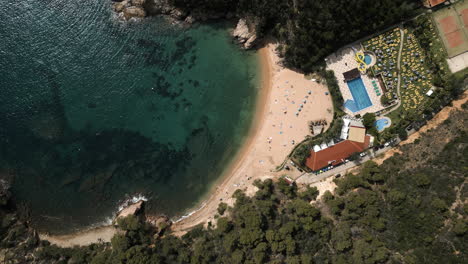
0,0,259,233
346,77,372,112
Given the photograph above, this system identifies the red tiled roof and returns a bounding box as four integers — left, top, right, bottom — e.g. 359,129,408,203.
305,136,371,171
427,0,446,7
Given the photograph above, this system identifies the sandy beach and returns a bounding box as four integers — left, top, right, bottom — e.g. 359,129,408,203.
171,43,334,235
39,226,120,247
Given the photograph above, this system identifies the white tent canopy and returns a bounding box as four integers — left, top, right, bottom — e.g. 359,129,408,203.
343,119,351,127
340,131,348,140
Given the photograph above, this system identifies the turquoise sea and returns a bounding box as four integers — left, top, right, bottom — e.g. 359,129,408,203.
0,0,259,233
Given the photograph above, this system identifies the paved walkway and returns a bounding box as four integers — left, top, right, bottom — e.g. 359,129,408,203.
447,51,468,73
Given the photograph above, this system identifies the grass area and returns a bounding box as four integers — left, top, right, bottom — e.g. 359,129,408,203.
453,66,468,80
363,28,401,100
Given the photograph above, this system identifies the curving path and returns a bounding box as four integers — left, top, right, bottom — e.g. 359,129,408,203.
382,26,405,116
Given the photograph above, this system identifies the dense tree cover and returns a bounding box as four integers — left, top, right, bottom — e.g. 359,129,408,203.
9,106,464,264
170,0,420,72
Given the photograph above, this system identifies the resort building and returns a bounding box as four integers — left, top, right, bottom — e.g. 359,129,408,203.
307,118,373,172
424,0,447,8
326,45,386,116
306,134,371,172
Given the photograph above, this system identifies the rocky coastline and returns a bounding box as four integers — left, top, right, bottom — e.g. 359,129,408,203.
0,177,171,261
111,0,258,49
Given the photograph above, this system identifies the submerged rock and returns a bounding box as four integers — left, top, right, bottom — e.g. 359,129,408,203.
113,0,147,20
0,179,11,206
113,0,129,13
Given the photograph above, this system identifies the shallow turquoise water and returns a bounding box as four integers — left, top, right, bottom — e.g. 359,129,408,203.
0,0,259,233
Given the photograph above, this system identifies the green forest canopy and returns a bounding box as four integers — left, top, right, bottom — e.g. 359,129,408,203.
170,0,420,72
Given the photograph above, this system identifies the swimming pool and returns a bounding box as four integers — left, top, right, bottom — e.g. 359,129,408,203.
344,77,373,112
364,54,372,65
375,117,391,132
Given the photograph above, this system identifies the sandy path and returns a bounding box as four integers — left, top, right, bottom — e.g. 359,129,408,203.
171,43,334,235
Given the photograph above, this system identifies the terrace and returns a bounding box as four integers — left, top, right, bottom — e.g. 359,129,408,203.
326,45,386,116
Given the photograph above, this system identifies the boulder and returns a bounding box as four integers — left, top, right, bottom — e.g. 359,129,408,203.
144,0,174,15
244,35,257,49
123,6,147,19
184,15,196,24
170,8,187,20
131,0,146,6
113,0,129,12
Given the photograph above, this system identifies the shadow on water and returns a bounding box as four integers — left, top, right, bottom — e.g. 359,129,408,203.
0,2,259,233
0,65,196,232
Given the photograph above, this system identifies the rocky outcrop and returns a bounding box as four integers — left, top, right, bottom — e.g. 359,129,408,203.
115,200,144,221
0,179,43,263
232,18,258,49
147,215,172,235
111,1,259,49
113,0,147,20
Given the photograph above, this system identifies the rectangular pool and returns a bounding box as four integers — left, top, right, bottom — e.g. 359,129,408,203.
346,77,372,112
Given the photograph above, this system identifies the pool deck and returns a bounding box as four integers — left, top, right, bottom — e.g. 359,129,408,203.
326,45,386,116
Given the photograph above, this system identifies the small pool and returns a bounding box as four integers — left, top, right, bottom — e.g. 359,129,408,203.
375,117,391,132
344,77,373,113
364,54,372,65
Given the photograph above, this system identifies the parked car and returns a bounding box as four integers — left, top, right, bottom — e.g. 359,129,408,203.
359,152,367,157
384,142,391,147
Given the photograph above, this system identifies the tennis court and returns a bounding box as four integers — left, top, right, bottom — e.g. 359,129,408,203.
433,1,468,57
